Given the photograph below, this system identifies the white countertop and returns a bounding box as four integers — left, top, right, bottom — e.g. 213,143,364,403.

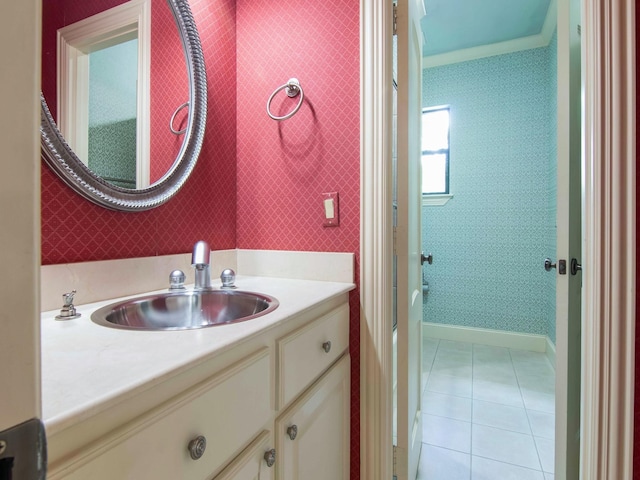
41,275,354,437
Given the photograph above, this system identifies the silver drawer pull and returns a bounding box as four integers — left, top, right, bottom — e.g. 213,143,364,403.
287,424,298,440
264,448,276,467
322,341,332,353
188,435,206,460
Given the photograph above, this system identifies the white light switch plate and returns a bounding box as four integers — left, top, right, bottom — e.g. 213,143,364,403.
322,192,339,227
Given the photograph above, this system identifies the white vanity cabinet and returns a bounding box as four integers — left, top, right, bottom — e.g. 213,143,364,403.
46,293,351,480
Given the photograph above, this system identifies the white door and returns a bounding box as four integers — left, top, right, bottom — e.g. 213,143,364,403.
0,0,43,477
554,0,581,477
395,0,425,478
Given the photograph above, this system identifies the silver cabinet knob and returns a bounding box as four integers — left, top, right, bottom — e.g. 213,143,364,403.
421,252,433,265
188,435,206,460
264,448,276,467
322,341,332,353
544,258,556,271
287,424,298,440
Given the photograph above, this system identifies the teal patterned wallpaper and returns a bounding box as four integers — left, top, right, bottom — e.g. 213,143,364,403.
545,32,558,344
421,41,558,341
88,118,137,188
87,39,138,188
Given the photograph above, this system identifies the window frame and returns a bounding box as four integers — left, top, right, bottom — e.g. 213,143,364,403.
421,106,451,202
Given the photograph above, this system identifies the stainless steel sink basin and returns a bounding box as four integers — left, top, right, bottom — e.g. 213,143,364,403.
91,290,279,331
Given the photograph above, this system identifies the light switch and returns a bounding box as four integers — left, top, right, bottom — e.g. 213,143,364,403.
322,192,339,227
324,198,335,218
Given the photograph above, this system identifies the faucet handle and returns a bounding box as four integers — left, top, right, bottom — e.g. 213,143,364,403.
55,290,81,320
169,270,186,290
220,269,236,289
62,290,77,307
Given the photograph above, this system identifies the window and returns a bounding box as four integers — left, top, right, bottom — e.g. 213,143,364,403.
421,106,450,197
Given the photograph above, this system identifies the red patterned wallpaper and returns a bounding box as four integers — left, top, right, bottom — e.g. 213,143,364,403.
150,1,189,183
235,0,360,476
41,0,237,264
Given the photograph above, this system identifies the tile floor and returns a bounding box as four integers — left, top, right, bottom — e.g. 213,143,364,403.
416,337,555,480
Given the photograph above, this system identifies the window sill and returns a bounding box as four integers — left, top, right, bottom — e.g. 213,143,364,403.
422,194,453,206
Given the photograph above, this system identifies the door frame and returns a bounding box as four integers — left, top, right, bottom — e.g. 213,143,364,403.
359,2,636,480
0,0,42,432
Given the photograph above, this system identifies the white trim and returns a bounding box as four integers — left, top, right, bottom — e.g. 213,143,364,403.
361,0,635,479
136,0,151,188
423,0,557,68
422,193,452,206
580,0,636,478
424,323,548,352
545,336,556,370
359,0,394,479
540,0,559,43
57,0,150,187
0,0,41,430
423,34,551,68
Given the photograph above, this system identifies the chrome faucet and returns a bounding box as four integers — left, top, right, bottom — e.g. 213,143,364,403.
192,240,212,290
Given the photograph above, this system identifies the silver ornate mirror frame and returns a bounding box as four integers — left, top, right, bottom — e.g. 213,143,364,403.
40,0,207,212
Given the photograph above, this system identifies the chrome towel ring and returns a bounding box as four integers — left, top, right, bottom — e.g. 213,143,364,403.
170,101,190,134
267,78,304,121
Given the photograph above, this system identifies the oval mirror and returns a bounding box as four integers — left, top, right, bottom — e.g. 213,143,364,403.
40,0,207,211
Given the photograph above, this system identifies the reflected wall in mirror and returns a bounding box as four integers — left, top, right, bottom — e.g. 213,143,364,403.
41,0,206,211
56,0,149,188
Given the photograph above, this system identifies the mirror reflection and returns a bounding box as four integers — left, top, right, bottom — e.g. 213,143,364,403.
41,0,189,191
87,38,139,188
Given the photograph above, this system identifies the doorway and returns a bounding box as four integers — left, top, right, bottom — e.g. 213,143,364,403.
392,0,579,477
360,0,635,479
417,24,559,480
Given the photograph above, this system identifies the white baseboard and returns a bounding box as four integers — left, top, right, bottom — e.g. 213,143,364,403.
424,322,550,353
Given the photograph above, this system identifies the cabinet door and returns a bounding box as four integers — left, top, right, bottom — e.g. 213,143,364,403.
213,430,273,480
275,355,350,480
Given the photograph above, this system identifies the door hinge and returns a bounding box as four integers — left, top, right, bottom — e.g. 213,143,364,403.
392,444,398,477
393,226,398,256
393,4,398,36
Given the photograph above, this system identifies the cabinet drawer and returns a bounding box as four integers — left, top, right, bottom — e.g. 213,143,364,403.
52,349,271,480
277,303,349,408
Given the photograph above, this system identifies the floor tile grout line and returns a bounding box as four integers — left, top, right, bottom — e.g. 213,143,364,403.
419,442,547,476
470,451,546,474
509,347,548,474
422,338,439,397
